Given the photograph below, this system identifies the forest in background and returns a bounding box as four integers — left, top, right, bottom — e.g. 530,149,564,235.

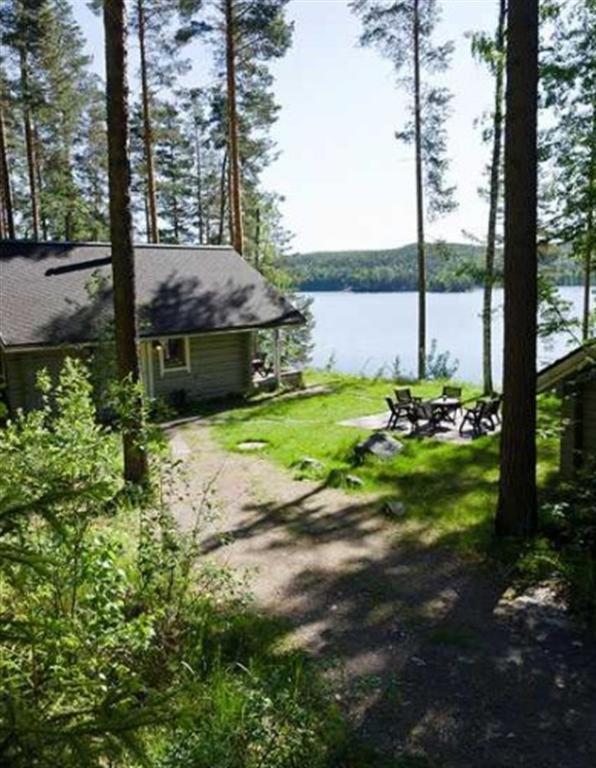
286,241,583,293
0,0,293,279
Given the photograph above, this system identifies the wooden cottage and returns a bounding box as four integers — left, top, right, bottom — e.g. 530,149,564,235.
537,341,596,477
0,241,304,412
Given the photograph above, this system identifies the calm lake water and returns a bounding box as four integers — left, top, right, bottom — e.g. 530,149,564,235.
303,287,586,385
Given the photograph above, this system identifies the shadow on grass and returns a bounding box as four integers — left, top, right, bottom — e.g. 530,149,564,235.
196,440,596,766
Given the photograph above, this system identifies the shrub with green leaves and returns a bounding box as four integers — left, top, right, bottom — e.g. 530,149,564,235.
0,358,345,767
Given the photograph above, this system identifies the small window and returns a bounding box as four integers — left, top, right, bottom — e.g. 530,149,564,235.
159,337,190,375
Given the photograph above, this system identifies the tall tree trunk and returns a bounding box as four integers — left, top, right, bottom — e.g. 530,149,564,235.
496,0,539,537
227,147,235,243
19,47,41,239
582,103,596,342
0,100,15,239
137,0,159,243
0,188,5,239
254,205,261,271
482,0,506,395
33,122,48,240
218,148,228,244
103,0,149,486
413,0,426,380
225,0,244,255
194,119,204,243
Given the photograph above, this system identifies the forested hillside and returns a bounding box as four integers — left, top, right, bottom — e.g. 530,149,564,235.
284,242,582,292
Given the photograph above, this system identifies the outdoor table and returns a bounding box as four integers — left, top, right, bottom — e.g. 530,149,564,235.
429,396,461,424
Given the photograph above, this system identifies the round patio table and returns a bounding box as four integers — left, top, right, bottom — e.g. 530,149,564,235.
429,396,461,424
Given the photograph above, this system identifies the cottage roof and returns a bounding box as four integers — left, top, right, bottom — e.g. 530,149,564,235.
537,341,596,393
0,241,303,348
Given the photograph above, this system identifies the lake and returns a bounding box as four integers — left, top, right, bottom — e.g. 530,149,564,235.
303,286,586,385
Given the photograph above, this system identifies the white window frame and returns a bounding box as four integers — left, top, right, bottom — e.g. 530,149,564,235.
157,336,191,377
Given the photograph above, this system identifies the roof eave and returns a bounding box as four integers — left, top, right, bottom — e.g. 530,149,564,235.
2,313,307,352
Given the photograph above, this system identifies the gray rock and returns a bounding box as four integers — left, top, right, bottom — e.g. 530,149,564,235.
383,500,407,518
345,474,364,488
296,456,324,471
355,432,403,461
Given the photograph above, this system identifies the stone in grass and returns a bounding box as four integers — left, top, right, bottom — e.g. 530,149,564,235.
237,440,268,451
345,474,364,488
296,456,324,472
355,432,403,462
383,499,407,518
327,469,363,488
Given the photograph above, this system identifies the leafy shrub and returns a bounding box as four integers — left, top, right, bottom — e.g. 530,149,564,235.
538,472,596,623
0,358,345,767
425,339,459,380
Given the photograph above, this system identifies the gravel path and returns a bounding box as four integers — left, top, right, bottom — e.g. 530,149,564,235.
170,422,596,768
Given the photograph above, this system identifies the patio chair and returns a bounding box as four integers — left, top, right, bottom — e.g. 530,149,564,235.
395,388,422,406
385,397,402,430
431,385,462,423
252,357,273,378
406,400,442,435
482,395,502,430
459,400,489,436
441,385,462,401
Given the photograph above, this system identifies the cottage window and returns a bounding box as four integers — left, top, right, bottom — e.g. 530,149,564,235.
158,337,190,375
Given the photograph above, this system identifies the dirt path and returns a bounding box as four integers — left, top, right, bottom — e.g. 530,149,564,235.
171,423,596,768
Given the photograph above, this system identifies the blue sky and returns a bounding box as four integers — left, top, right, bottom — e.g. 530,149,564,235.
73,0,497,253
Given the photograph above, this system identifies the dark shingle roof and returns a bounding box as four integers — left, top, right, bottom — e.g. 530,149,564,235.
0,241,304,348
537,340,596,392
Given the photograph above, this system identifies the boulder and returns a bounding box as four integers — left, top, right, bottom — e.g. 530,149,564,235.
355,432,403,461
297,456,324,471
345,474,364,488
383,500,407,518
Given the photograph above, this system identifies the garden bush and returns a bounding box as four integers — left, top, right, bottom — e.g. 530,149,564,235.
0,359,345,767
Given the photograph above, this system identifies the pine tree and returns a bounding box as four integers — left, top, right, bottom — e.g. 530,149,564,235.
0,73,16,239
351,0,457,380
103,0,149,486
469,0,506,394
178,0,293,257
1,0,45,238
542,0,596,341
153,100,195,243
496,0,539,538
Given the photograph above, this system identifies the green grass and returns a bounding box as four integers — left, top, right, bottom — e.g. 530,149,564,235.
205,371,561,554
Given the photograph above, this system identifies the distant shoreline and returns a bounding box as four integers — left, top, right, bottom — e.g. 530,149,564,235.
297,281,582,294
285,242,581,294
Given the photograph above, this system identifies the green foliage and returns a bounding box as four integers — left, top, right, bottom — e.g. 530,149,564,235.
285,242,486,292
425,339,459,380
256,293,315,368
0,359,345,767
157,653,343,768
351,0,457,218
1,0,108,239
538,472,596,623
284,241,583,293
540,0,596,335
208,371,559,553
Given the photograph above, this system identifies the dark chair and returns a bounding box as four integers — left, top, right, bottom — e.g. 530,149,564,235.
433,386,462,423
483,395,502,430
385,397,401,430
395,388,422,406
406,400,442,434
441,385,462,400
252,357,273,378
459,400,489,436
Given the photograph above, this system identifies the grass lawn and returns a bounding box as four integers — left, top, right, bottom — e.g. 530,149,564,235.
207,371,561,554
